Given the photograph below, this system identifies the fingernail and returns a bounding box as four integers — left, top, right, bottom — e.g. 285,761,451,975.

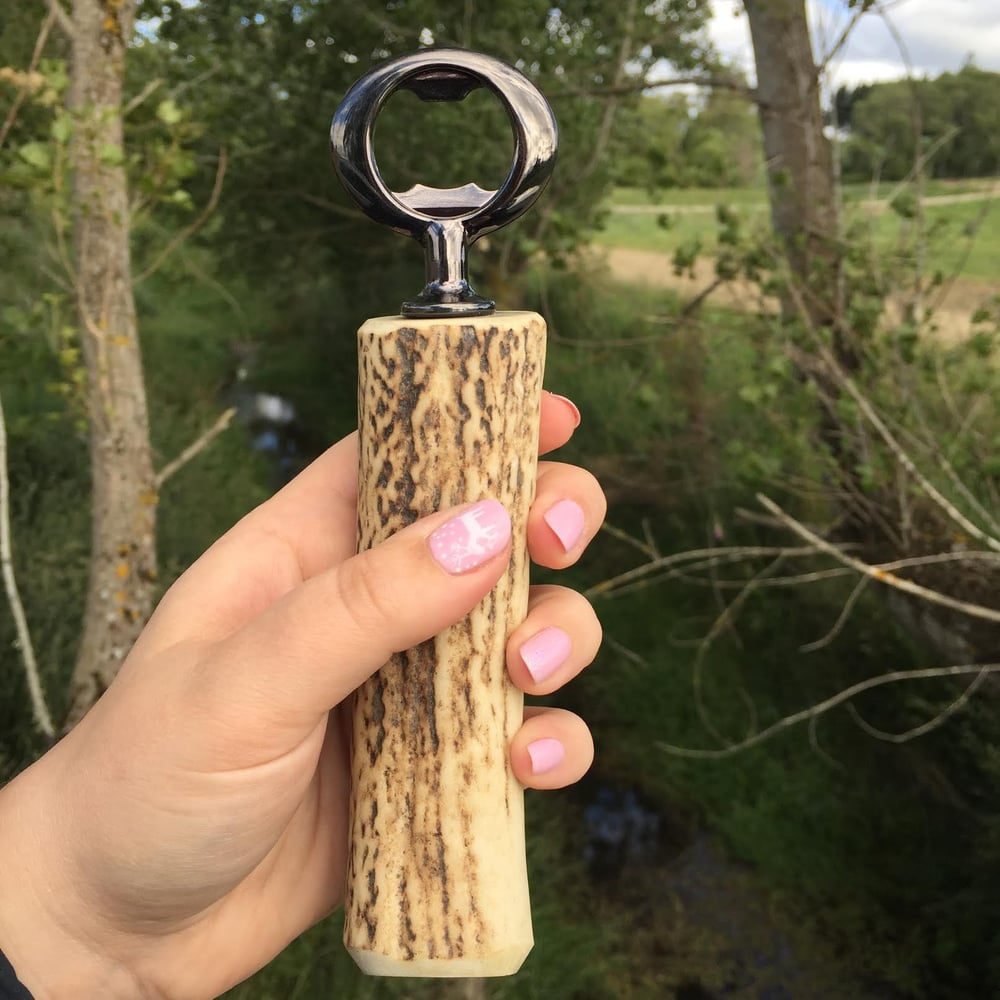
429,500,512,575
543,499,586,552
519,627,572,684
548,392,581,428
527,737,565,775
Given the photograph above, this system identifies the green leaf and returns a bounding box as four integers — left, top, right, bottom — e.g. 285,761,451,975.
169,188,194,210
1,305,30,334
98,143,126,166
889,191,918,219
50,113,73,145
156,98,184,126
635,383,660,407
968,331,995,358
18,141,51,171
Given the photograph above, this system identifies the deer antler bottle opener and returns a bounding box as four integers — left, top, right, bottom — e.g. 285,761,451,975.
331,49,557,977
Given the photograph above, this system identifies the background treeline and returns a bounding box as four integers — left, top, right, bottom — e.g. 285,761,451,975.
613,88,763,189
614,62,1000,192
837,63,1000,181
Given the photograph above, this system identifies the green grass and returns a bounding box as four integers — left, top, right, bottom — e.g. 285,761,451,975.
596,202,768,256
872,199,999,286
597,184,1000,283
609,185,768,207
611,178,996,208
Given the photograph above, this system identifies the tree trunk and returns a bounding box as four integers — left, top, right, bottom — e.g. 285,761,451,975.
743,0,842,335
744,0,866,525
64,0,157,728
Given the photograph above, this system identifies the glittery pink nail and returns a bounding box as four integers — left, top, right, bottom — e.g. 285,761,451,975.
428,500,511,574
519,627,572,684
543,499,586,552
526,737,565,775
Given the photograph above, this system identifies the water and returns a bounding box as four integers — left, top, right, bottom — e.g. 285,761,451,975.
578,785,882,999
582,785,663,879
228,378,304,486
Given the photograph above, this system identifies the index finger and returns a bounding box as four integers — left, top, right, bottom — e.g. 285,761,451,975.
252,388,578,560
143,390,582,645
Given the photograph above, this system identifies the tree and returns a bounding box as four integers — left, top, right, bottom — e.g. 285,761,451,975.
145,0,713,296
52,0,158,727
840,66,1000,182
612,89,761,190
743,0,841,332
732,0,1000,667
680,87,761,188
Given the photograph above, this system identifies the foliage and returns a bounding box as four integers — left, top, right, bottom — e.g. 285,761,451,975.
136,0,712,299
532,268,1000,997
838,64,1000,182
614,90,763,191
3,3,1000,997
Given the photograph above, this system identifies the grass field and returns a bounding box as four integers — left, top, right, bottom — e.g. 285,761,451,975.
599,182,999,284
609,177,997,207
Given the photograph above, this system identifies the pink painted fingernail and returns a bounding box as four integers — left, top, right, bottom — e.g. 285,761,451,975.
527,737,565,775
548,392,582,428
519,627,572,684
543,499,586,552
429,500,512,575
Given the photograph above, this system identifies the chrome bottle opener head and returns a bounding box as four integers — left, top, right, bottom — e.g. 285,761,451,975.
330,49,558,318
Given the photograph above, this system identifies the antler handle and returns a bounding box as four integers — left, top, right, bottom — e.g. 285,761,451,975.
344,311,546,976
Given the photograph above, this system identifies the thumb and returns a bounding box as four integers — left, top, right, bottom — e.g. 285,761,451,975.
197,500,513,733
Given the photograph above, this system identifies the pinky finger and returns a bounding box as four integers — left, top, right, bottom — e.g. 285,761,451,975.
511,706,595,790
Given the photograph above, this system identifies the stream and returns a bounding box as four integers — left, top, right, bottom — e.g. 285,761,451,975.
579,783,890,999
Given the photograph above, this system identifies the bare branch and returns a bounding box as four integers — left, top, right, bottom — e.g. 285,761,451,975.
135,148,228,285
800,576,871,652
785,287,1000,553
757,493,1000,625
881,126,960,213
44,0,72,38
551,75,755,100
123,77,163,117
599,520,659,560
0,391,56,739
570,0,638,190
658,550,999,594
691,555,784,748
604,634,648,668
815,2,869,77
155,407,237,488
660,663,1000,759
289,189,359,220
585,544,824,598
0,9,55,151
674,565,854,590
847,665,990,744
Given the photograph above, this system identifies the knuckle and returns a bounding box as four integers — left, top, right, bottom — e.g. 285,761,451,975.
335,552,398,636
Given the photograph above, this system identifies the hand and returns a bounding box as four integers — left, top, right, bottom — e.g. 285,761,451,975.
0,392,605,1000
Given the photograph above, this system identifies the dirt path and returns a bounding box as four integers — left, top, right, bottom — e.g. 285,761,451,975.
603,246,996,344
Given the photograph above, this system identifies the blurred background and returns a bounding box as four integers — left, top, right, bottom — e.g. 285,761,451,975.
2,1,999,996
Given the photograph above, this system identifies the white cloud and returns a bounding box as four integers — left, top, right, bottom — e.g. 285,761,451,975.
706,0,1000,93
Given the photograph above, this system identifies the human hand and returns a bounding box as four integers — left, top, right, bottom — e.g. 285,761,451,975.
0,392,604,1000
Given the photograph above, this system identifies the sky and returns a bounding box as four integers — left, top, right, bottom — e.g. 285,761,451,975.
705,0,1000,92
